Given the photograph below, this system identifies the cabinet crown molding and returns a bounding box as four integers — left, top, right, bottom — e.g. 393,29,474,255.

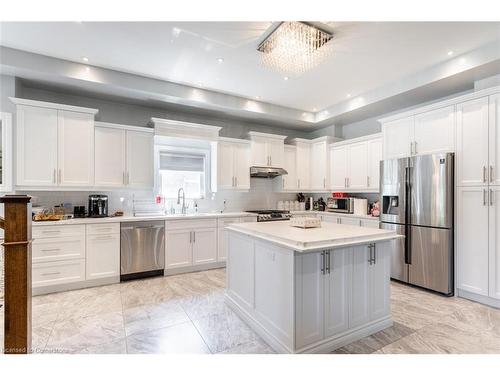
247,131,287,140
151,117,222,141
378,85,500,124
329,133,382,148
95,121,154,133
218,136,251,145
9,97,99,115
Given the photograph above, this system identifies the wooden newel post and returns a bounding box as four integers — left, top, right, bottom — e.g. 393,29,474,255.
0,195,32,354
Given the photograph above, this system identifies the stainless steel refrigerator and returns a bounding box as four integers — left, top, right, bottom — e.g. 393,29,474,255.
380,153,454,295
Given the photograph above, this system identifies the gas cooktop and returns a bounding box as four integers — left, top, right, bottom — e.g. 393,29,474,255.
245,210,292,222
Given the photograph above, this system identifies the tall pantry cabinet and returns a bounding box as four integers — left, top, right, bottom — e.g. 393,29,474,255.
456,92,500,306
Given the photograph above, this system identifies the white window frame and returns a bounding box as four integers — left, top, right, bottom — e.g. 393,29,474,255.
154,144,211,200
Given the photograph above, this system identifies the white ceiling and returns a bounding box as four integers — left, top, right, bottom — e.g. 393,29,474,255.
1,21,499,112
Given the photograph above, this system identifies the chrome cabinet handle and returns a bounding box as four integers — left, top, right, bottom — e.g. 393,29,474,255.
483,166,487,183
323,178,326,189
123,172,126,185
490,166,494,183
410,142,414,155
414,142,418,155
41,248,60,252
53,168,56,183
235,176,237,187
320,251,325,274
490,189,494,206
193,231,196,242
42,271,61,276
189,231,192,243
373,244,377,264
127,172,130,185
483,189,487,206
270,156,272,166
326,251,331,274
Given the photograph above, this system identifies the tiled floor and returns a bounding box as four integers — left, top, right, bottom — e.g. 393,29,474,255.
1,269,499,354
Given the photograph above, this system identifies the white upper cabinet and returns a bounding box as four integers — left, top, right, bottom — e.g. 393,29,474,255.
330,145,348,191
456,97,490,187
217,138,250,190
281,145,297,191
58,110,95,187
367,137,383,191
382,117,414,159
95,123,154,189
381,105,455,159
489,93,500,186
310,139,331,191
294,140,311,191
413,106,455,155
330,134,382,192
248,132,286,168
95,126,126,187
347,142,368,190
14,99,98,188
16,105,59,186
126,130,154,189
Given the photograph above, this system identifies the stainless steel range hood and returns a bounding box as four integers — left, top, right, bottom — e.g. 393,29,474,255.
250,166,288,178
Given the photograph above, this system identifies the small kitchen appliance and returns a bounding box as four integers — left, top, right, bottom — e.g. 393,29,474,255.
88,194,109,217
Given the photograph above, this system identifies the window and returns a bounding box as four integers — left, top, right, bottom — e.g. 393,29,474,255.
158,151,207,199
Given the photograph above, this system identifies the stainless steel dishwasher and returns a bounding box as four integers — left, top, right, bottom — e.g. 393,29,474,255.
120,221,165,281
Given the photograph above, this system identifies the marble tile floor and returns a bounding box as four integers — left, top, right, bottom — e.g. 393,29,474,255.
1,270,499,354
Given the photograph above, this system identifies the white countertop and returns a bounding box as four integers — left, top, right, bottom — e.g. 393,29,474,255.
227,221,400,252
31,211,257,226
291,210,379,221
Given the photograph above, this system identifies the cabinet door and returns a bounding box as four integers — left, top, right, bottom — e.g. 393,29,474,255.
457,187,489,296
489,93,500,186
218,142,235,189
489,186,500,300
321,214,339,223
367,138,382,191
95,127,126,187
58,110,95,186
16,105,58,186
295,251,324,348
370,243,391,320
347,142,368,190
250,137,268,167
165,230,192,269
456,97,489,187
351,246,371,327
217,218,240,261
234,143,251,189
192,228,217,265
382,117,413,159
330,146,347,191
126,130,154,189
282,146,297,191
86,233,120,280
414,106,455,155
324,249,350,337
340,217,361,226
268,139,284,167
295,142,311,190
311,141,328,191
360,219,379,229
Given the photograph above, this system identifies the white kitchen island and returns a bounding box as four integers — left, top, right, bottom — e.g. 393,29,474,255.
225,221,402,354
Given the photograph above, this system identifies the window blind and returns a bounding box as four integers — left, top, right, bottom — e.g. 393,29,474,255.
159,152,205,172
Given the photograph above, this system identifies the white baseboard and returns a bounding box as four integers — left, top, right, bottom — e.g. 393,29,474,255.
458,289,500,309
32,276,120,296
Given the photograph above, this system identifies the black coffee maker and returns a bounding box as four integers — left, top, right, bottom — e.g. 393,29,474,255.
88,194,108,217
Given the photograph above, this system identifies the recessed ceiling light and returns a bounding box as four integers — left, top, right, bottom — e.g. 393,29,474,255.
85,67,90,72
313,107,317,111
82,57,89,62
302,112,307,117
255,96,261,100
346,93,351,98
216,57,224,63
283,76,289,81
447,50,454,56
172,27,181,37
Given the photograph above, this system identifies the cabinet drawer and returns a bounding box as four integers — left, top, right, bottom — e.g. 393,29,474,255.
166,218,216,231
33,224,86,239
218,217,241,227
86,223,120,235
32,237,86,263
32,259,85,287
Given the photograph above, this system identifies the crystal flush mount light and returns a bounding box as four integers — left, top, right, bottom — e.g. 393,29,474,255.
257,21,333,76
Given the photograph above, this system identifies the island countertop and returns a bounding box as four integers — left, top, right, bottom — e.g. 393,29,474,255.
227,221,402,252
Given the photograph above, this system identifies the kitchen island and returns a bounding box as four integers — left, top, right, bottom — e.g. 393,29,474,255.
225,221,401,354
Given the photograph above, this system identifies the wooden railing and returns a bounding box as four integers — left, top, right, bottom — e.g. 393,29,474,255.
0,195,32,354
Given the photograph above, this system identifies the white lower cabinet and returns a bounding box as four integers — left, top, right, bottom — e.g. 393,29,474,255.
192,228,217,265
86,224,120,280
217,217,240,261
32,260,86,288
317,213,378,228
165,219,217,270
294,244,390,349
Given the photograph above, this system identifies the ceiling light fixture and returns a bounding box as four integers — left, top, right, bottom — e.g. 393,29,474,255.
82,56,89,62
255,96,261,100
447,50,454,56
346,93,351,98
216,57,224,63
283,76,289,81
85,67,90,72
258,21,333,76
